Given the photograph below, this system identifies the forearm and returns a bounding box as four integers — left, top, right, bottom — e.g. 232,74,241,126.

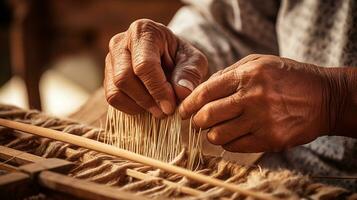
325,67,357,138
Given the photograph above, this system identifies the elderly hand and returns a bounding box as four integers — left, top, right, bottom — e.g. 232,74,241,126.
105,19,208,117
180,54,338,152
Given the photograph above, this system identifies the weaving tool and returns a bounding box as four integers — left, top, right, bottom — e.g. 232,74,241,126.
0,104,354,199
0,118,275,200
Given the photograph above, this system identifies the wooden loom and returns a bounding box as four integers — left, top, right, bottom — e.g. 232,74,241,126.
0,104,355,200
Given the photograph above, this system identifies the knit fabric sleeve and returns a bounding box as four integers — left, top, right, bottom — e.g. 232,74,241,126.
168,0,280,75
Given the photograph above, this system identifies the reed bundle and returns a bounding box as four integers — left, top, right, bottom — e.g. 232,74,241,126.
104,106,203,169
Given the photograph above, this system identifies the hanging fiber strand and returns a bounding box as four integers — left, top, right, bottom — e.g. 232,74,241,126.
104,106,203,169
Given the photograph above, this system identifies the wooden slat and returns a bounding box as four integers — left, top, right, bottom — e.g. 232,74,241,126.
0,145,203,197
39,171,150,200
19,158,74,176
0,172,33,199
0,119,276,200
0,163,19,172
0,145,44,165
0,172,29,186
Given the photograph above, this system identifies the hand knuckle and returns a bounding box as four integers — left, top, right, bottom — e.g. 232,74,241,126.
133,59,157,76
130,19,153,29
109,33,125,50
129,19,158,37
197,85,211,103
229,94,241,106
252,63,267,74
105,89,120,106
135,97,153,109
207,130,221,145
195,109,212,128
105,54,111,66
211,70,223,78
149,83,168,98
113,73,129,89
244,54,262,60
202,107,213,123
179,66,202,84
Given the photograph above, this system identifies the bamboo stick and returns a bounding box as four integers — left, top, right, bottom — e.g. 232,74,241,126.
0,118,277,200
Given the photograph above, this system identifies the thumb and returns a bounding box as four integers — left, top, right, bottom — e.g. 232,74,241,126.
172,42,208,101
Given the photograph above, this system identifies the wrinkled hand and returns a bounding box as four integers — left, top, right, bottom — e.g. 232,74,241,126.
105,19,208,117
180,54,333,152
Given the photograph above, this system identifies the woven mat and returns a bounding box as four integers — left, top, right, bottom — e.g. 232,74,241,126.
0,104,356,200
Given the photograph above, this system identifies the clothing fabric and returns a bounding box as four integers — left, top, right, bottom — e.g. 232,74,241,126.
168,0,357,191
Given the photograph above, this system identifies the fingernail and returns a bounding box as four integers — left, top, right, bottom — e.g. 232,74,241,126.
160,100,174,115
148,106,164,118
178,79,194,91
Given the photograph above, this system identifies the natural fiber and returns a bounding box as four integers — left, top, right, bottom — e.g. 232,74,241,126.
0,104,355,199
104,106,203,169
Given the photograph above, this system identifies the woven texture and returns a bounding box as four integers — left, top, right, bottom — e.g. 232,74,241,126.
0,104,355,199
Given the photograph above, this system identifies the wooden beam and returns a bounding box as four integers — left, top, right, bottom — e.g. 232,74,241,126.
38,171,150,200
0,172,34,199
19,158,74,177
0,145,44,165
0,163,18,172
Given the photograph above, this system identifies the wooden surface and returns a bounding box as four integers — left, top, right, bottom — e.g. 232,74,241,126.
19,158,74,176
39,171,150,200
0,142,203,197
0,172,33,199
0,145,45,165
0,145,147,200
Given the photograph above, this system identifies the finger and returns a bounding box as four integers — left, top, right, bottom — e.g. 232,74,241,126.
222,134,268,153
209,70,224,79
220,54,263,75
179,70,239,119
206,54,262,81
172,40,208,101
105,88,144,114
193,92,245,129
129,29,176,115
206,115,251,145
109,47,164,118
104,57,144,114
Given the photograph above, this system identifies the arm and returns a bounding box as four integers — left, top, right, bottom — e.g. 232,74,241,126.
326,67,357,138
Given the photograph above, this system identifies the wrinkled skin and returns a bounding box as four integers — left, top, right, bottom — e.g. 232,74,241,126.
179,54,333,152
105,19,357,153
104,19,207,118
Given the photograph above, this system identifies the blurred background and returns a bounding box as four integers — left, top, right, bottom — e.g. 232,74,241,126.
0,0,182,116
